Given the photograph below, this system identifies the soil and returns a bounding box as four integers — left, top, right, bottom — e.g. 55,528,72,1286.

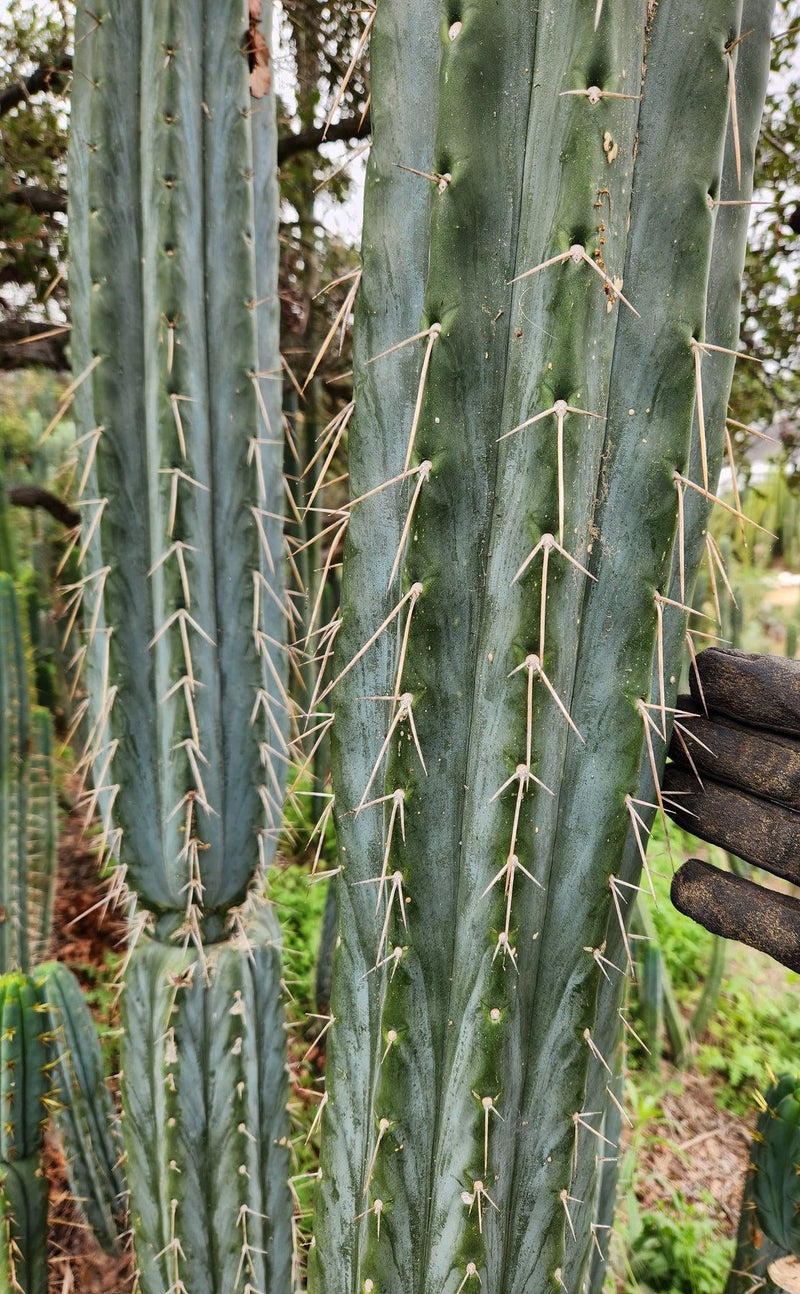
632,1068,753,1230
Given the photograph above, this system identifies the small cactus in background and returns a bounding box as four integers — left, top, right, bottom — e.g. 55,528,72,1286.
310,2,775,1290
0,558,125,1278
34,961,126,1256
67,0,293,1287
727,1074,800,1294
0,973,55,1294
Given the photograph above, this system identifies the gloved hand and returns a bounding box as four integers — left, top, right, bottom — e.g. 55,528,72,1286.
662,648,800,973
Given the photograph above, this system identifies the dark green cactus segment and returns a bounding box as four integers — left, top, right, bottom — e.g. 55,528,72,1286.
315,0,772,1289
0,972,54,1293
576,8,775,1285
0,1157,48,1294
751,1075,800,1254
69,0,285,922
33,962,126,1254
0,976,52,1164
0,575,31,974
121,907,291,1294
725,1075,800,1294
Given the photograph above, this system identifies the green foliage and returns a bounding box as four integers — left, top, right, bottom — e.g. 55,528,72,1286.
625,1198,735,1294
0,1,71,329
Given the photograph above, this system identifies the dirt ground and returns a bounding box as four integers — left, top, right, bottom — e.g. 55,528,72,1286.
632,1069,753,1230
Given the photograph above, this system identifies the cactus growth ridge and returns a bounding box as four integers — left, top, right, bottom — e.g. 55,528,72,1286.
310,2,775,1291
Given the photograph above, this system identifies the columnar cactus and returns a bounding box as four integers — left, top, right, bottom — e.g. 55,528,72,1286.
310,3,774,1291
0,573,59,977
727,1074,800,1294
68,1,293,1288
34,961,126,1256
0,973,54,1294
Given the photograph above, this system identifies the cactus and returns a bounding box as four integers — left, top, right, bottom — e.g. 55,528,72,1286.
0,572,60,979
67,0,293,1287
727,1074,800,1294
0,973,55,1294
0,573,30,975
34,961,126,1255
310,3,774,1291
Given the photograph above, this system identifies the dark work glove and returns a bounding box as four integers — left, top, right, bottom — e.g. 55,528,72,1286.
662,648,800,973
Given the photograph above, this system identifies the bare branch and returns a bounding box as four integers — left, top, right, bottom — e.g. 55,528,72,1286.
0,52,72,117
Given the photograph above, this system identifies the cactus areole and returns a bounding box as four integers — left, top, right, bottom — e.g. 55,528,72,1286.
311,3,774,1292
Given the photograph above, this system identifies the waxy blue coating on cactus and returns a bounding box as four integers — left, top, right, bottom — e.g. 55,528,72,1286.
121,911,291,1293
69,0,285,929
68,2,293,1286
34,961,127,1255
585,9,774,1283
312,3,773,1291
25,712,56,972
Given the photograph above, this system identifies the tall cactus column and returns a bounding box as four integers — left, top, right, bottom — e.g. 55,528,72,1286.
68,3,292,1290
312,3,773,1292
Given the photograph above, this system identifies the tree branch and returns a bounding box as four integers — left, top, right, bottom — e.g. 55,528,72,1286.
7,183,66,216
277,111,371,164
0,52,72,118
0,319,69,371
8,485,80,530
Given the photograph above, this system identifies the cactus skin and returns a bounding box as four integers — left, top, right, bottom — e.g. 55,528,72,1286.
0,577,59,979
585,7,774,1286
68,1,292,1285
25,713,56,970
311,3,773,1291
726,1075,800,1294
0,973,55,1294
0,1159,48,1294
121,911,290,1293
0,574,31,975
34,961,126,1255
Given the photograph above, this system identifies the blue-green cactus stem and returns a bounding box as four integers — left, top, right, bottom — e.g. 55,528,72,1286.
725,1074,800,1294
121,910,292,1293
25,712,56,970
68,1,293,1285
69,0,286,929
34,961,126,1254
0,1158,48,1294
0,575,31,974
582,8,775,1284
313,2,772,1291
